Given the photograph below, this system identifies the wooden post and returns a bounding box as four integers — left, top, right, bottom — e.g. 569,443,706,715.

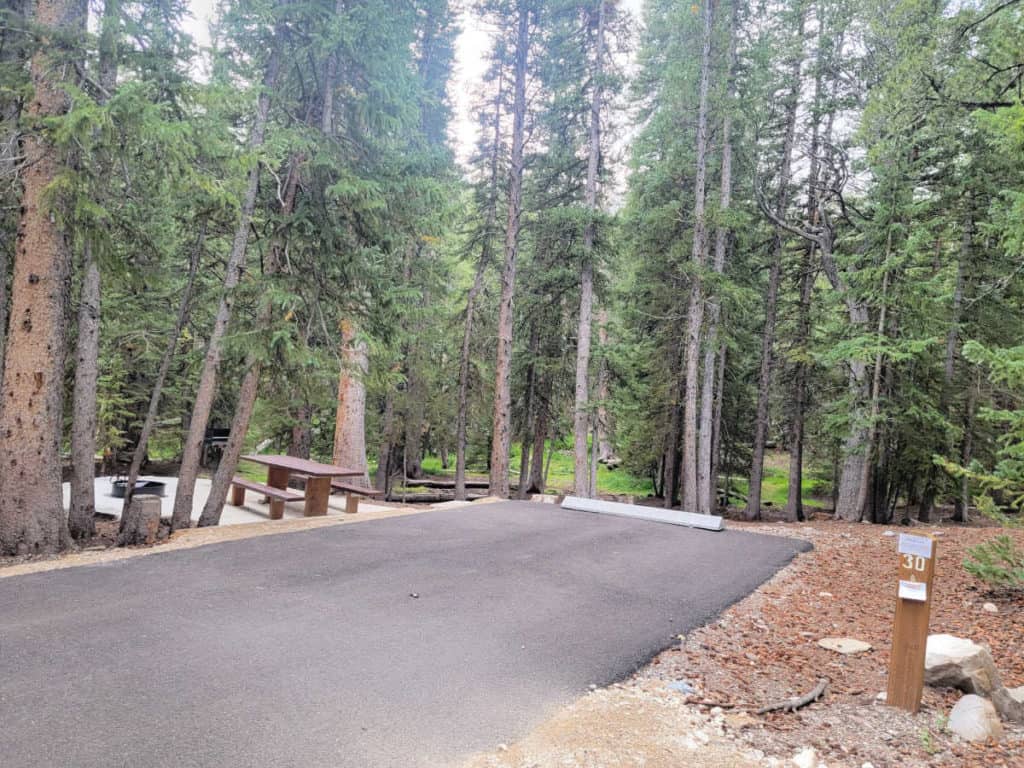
886,532,937,713
345,493,359,515
230,484,245,506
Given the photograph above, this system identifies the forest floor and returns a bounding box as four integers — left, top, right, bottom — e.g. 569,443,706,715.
463,511,1024,768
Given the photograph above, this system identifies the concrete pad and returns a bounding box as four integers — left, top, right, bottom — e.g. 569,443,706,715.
63,475,393,526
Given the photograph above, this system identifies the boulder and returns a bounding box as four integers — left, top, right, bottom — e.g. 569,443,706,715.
947,694,1004,743
924,634,1001,695
1009,686,1024,704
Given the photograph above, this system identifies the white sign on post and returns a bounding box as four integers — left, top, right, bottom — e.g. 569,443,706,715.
898,533,933,560
898,580,928,602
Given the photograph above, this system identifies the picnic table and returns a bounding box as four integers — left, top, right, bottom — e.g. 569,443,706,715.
236,454,363,519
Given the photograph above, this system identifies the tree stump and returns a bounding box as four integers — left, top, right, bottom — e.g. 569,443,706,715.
119,496,162,546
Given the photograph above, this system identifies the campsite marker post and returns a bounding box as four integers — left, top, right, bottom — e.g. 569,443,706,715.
886,532,937,713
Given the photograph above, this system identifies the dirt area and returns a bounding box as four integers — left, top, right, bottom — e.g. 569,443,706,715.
463,514,1024,768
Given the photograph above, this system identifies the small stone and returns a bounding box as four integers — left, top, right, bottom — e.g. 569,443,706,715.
875,691,887,702
710,706,723,716
588,683,597,690
667,680,695,694
818,637,872,655
818,591,834,598
982,602,999,614
792,746,817,768
861,763,875,768
948,694,1004,742
497,743,508,752
883,530,896,537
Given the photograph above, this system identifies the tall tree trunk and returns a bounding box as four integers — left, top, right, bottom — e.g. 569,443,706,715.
573,0,606,497
663,354,684,509
697,0,737,515
332,318,370,485
952,374,976,524
919,222,968,521
489,3,529,498
854,252,891,520
746,7,805,521
121,226,204,519
595,310,614,462
171,31,283,531
529,380,548,493
0,0,30,392
376,388,396,494
679,0,716,513
0,243,8,386
68,243,101,539
67,0,119,540
784,25,827,523
518,324,538,499
0,0,85,554
287,405,312,459
197,153,301,527
456,72,503,501
710,343,726,509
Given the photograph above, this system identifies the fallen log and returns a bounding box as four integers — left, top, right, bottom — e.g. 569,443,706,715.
386,492,487,504
757,678,829,715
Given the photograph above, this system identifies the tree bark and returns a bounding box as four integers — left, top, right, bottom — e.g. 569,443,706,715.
697,0,736,515
332,318,370,486
679,0,716,513
197,152,300,527
121,225,204,519
489,3,529,498
68,243,101,539
171,30,283,531
746,6,805,521
573,0,606,497
0,0,85,554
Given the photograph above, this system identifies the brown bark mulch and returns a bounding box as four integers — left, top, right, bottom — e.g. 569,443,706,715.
640,514,1024,767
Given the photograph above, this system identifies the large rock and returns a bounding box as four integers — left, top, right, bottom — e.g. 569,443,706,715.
947,694,1004,743
925,635,1024,723
924,635,1001,695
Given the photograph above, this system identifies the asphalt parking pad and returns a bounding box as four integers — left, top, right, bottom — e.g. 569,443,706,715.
0,500,810,767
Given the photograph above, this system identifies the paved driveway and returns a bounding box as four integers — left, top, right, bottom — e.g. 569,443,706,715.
0,501,810,767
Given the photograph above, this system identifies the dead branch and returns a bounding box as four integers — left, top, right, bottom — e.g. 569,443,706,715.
757,678,829,715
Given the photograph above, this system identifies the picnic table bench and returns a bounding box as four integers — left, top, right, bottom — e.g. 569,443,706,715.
231,455,363,520
230,477,305,520
330,480,384,514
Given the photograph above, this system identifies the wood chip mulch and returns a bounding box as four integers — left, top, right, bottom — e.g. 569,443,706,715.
638,515,1024,767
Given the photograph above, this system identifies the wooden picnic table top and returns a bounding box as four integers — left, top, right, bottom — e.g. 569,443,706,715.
241,454,363,478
